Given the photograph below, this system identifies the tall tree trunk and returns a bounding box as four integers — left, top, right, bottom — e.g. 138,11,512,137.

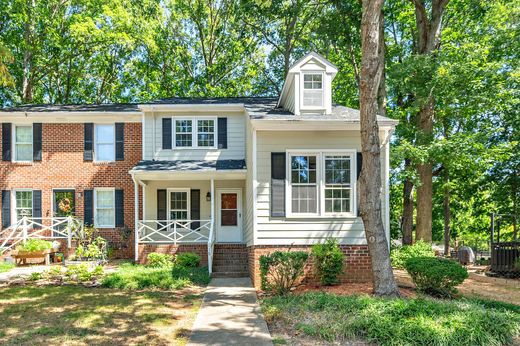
359,0,399,297
443,169,451,256
377,8,386,117
22,0,36,103
402,159,414,245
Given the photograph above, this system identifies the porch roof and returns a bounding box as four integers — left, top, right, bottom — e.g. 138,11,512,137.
130,159,246,173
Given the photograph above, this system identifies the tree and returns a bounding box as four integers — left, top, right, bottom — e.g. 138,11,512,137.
359,0,400,297
0,43,13,88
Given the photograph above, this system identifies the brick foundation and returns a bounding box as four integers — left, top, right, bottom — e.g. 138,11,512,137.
248,245,372,289
138,244,208,266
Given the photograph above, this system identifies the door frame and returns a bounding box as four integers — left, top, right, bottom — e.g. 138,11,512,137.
216,188,243,243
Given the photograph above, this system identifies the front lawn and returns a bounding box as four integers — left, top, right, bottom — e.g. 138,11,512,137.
0,285,203,345
262,292,520,346
0,262,15,273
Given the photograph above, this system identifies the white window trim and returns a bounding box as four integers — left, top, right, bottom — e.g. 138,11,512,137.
12,124,33,163
300,71,325,110
285,149,357,219
94,188,115,228
93,124,116,163
12,189,33,224
171,117,217,150
167,188,191,221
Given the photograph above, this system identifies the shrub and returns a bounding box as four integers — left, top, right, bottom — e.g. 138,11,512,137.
147,253,174,268
29,272,43,281
311,239,345,286
65,264,104,282
259,250,309,295
390,240,435,269
404,256,468,298
16,239,53,253
171,265,211,286
175,252,201,268
75,236,108,262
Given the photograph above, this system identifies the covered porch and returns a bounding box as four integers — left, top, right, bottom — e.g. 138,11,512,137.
130,160,247,273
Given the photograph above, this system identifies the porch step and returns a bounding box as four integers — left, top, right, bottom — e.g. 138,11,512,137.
211,271,249,278
211,243,248,276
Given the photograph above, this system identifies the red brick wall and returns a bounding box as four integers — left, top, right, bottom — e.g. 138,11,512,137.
0,122,142,258
138,244,208,266
248,245,372,289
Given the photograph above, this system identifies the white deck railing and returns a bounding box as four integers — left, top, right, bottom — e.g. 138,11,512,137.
0,216,84,254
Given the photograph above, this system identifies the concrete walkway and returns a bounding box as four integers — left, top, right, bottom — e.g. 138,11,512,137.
0,264,50,283
188,277,273,346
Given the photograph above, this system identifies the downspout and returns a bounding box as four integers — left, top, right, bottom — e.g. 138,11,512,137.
131,174,139,262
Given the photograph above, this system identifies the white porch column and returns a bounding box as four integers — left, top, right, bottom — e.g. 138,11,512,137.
132,175,139,262
210,179,215,236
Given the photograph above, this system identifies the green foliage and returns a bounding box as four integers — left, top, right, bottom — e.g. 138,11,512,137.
146,253,174,268
259,251,309,295
0,262,15,273
390,240,435,269
75,235,108,262
404,256,469,298
16,239,53,253
29,272,43,281
65,264,104,282
175,252,201,268
101,263,209,290
261,292,520,346
311,239,345,286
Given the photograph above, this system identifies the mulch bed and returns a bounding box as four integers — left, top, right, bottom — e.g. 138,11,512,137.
293,281,417,298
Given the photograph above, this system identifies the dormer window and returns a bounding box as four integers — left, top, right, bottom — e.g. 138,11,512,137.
302,73,323,108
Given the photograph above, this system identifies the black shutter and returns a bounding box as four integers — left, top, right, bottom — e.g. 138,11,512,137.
32,190,42,229
115,123,124,161
33,123,42,161
157,189,167,220
218,117,227,149
84,123,94,161
1,190,10,228
357,152,363,216
190,189,200,230
83,189,94,226
162,118,172,149
115,189,124,227
2,123,11,161
271,152,286,217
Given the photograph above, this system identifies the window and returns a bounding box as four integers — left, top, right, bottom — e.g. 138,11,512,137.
286,151,356,217
175,120,193,147
289,155,318,214
324,156,352,214
94,124,115,162
14,125,33,161
168,190,189,221
172,118,216,148
15,190,32,221
95,189,115,228
197,119,215,147
302,73,323,107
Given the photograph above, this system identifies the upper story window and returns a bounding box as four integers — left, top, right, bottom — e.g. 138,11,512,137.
302,73,323,108
173,118,216,149
94,124,115,162
14,125,33,162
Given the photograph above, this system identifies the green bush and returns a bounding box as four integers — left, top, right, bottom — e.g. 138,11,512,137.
171,265,211,286
311,239,344,286
175,252,201,268
65,264,104,282
390,240,435,269
147,252,174,268
16,239,53,252
261,292,520,346
259,250,309,295
75,236,108,261
404,256,468,298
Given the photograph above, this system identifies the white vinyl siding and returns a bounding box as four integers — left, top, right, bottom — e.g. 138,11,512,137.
94,188,115,228
94,124,115,162
13,125,33,162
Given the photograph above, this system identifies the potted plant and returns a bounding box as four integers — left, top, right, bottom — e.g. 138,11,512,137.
15,239,53,256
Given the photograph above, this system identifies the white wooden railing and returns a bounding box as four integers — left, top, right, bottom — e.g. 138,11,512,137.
0,216,84,255
137,219,214,273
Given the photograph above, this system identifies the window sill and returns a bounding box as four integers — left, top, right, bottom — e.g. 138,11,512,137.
93,161,116,166
284,214,359,220
95,225,116,229
166,147,218,150
11,161,34,165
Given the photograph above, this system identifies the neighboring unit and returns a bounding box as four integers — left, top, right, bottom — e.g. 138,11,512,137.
0,52,397,287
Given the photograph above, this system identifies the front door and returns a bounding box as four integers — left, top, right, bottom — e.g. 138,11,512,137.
216,189,242,243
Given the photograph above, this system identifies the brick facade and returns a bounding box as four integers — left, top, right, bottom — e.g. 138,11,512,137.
247,245,372,289
138,244,209,266
0,122,142,258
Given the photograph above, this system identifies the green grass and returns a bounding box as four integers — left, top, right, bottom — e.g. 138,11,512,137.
0,285,203,345
261,292,520,346
101,263,210,290
0,262,15,273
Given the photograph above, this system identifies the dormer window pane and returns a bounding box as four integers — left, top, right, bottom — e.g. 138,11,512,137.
303,74,323,107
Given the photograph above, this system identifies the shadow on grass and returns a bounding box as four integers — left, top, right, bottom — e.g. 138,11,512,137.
0,285,201,346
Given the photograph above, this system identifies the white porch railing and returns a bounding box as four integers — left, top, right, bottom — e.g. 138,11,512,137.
0,216,84,255
137,219,215,273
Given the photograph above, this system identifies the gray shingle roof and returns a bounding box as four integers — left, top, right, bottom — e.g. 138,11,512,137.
131,159,246,173
1,103,140,113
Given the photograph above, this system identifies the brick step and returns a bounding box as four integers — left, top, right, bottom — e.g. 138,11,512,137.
212,265,248,272
211,271,249,278
212,259,248,266
212,254,248,260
